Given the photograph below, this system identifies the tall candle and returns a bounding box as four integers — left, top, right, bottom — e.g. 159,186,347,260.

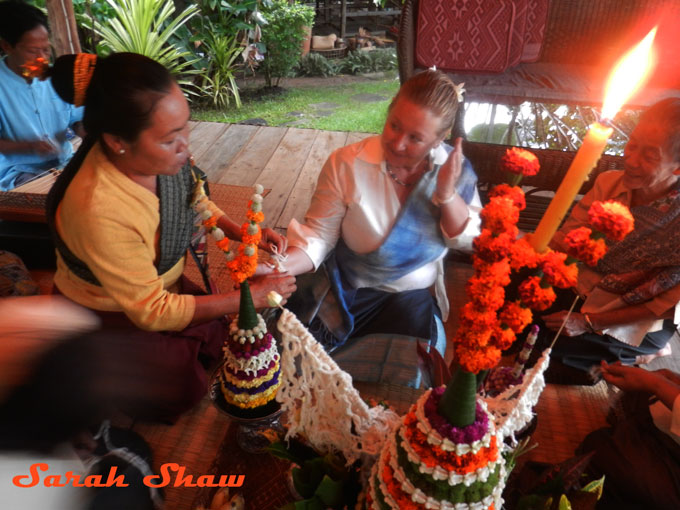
528,27,657,253
529,122,613,252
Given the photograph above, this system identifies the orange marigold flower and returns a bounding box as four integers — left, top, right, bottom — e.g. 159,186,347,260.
508,236,540,271
541,250,579,289
466,279,505,311
491,323,516,351
203,216,218,229
473,230,515,263
488,183,526,210
564,227,608,266
473,258,512,287
518,276,556,311
457,344,502,373
501,147,540,177
227,245,258,284
480,196,520,234
455,325,494,351
588,200,634,241
458,303,497,331
498,300,533,334
216,238,231,250
246,209,265,224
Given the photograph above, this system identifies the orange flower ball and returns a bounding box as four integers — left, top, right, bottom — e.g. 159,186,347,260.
473,229,515,263
508,236,540,271
488,183,526,210
564,227,608,267
498,300,533,334
501,147,540,177
588,200,634,241
541,250,579,289
518,276,557,311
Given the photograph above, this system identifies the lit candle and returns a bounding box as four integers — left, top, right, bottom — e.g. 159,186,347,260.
529,28,658,252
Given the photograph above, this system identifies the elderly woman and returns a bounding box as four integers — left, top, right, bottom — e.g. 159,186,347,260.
0,1,83,190
45,53,296,420
542,98,680,383
274,70,481,354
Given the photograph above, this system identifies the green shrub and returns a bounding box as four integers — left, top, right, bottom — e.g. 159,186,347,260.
340,47,397,75
92,0,198,80
260,0,315,87
198,26,242,108
295,52,338,77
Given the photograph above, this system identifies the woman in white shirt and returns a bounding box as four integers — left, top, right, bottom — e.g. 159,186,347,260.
273,70,481,352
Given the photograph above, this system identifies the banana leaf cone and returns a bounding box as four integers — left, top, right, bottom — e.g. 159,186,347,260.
237,280,259,330
437,366,479,428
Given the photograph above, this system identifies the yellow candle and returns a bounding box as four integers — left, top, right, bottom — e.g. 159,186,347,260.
528,27,657,253
529,122,613,252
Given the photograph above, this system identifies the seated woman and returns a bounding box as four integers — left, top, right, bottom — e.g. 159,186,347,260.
45,52,296,420
272,70,481,359
540,98,680,383
0,1,84,190
578,362,680,509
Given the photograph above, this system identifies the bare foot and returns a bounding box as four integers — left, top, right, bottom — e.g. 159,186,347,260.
635,343,673,365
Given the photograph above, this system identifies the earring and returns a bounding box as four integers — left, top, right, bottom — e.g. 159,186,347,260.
118,149,125,155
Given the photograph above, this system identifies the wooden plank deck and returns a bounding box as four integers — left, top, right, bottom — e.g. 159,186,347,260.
188,121,372,231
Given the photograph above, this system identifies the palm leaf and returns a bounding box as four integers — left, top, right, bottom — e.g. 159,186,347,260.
94,0,199,78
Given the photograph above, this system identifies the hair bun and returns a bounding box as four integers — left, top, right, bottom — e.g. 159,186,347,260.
49,54,78,104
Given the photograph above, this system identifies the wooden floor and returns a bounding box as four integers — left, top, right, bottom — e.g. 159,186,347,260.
188,121,372,231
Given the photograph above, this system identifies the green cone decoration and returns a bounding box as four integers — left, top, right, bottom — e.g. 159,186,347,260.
237,280,258,330
437,367,478,427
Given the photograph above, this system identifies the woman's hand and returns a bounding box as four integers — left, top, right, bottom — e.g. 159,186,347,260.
600,361,656,392
542,311,590,336
249,273,296,308
435,137,463,201
259,227,288,254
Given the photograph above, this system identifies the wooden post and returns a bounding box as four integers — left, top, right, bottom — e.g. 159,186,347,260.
46,0,81,56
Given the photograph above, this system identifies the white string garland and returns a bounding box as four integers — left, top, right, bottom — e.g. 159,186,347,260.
276,309,400,465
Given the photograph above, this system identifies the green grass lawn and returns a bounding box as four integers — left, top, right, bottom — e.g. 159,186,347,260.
192,78,400,133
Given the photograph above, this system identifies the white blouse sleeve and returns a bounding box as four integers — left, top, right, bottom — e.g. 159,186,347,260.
287,151,348,269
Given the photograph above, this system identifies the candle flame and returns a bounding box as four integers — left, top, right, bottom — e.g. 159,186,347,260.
601,27,657,120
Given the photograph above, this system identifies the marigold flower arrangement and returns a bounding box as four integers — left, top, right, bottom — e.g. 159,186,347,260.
192,180,265,285
368,147,637,510
21,57,49,78
192,180,282,413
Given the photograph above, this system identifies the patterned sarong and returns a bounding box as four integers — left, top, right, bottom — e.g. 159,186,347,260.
597,184,680,305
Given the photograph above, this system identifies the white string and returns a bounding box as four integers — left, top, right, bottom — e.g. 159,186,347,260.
276,309,400,465
265,244,288,272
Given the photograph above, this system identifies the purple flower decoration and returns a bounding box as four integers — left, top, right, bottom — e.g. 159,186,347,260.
424,387,489,444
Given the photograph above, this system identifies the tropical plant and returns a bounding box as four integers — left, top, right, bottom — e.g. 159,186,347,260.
198,27,243,108
260,0,315,88
295,52,338,77
92,0,199,78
